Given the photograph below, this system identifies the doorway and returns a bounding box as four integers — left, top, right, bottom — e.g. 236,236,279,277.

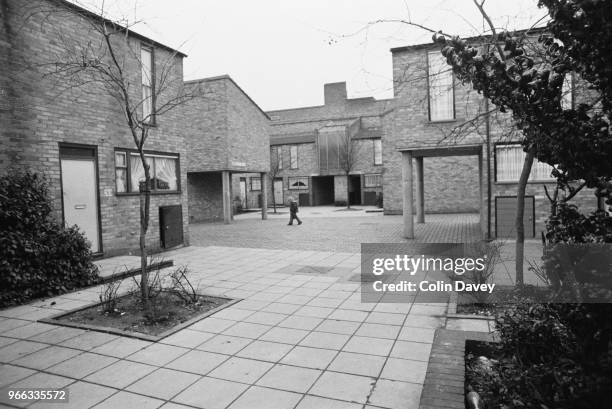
349,175,362,205
60,145,101,253
239,178,247,209
273,178,283,206
311,176,334,205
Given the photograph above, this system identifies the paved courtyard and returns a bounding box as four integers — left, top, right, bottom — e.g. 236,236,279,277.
0,245,446,409
191,209,482,252
0,211,542,409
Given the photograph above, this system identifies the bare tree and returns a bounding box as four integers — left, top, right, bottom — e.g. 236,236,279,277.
26,1,201,315
338,124,363,209
269,147,281,213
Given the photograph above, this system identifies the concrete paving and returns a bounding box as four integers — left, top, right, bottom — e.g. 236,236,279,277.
0,245,445,409
0,211,543,408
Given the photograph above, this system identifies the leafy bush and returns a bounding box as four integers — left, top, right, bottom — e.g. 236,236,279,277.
0,169,99,307
488,302,612,409
545,203,612,244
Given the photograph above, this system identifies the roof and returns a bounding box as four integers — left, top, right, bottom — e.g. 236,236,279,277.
56,0,187,57
390,26,548,54
185,75,270,120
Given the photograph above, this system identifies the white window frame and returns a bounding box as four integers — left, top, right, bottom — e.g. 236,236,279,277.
364,174,382,188
290,146,298,169
141,45,154,123
276,147,283,170
115,149,179,194
495,144,554,182
427,51,455,121
373,139,382,165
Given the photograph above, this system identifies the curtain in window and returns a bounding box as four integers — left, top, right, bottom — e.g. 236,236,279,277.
428,51,454,121
155,157,177,190
497,145,553,181
130,155,154,192
116,169,127,193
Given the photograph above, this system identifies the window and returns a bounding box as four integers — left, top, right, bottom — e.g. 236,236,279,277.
364,174,382,187
373,139,382,165
115,152,127,193
288,177,308,190
273,146,283,170
496,144,554,182
561,73,573,109
290,146,298,169
318,132,342,171
427,51,454,121
141,45,154,123
114,149,179,193
250,177,261,191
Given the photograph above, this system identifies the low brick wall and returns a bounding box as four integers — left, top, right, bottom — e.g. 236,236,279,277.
419,329,495,409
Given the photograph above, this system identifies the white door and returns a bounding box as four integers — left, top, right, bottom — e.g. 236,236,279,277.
239,179,247,209
273,179,283,205
61,159,100,252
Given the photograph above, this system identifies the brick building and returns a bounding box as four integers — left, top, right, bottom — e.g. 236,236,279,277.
179,75,270,223
1,0,189,256
387,38,598,239
262,82,391,208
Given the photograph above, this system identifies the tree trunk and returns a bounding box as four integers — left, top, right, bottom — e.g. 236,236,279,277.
138,151,152,317
515,148,535,287
271,178,277,213
346,174,351,209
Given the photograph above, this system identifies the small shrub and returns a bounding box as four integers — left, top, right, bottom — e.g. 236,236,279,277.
489,302,612,409
0,169,99,307
99,278,122,313
170,266,198,304
462,240,503,304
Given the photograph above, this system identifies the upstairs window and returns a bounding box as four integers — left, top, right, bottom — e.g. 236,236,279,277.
318,132,342,171
496,144,554,182
276,147,283,170
373,139,382,165
290,146,298,169
141,46,154,123
427,51,454,121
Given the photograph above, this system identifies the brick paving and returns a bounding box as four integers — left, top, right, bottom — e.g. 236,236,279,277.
190,213,482,252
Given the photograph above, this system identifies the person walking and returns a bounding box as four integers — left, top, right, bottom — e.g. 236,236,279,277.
287,196,302,225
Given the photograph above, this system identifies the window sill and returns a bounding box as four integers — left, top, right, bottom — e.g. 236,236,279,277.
116,191,182,197
495,180,555,185
428,118,458,124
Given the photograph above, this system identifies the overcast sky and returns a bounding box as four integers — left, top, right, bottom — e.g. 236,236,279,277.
78,0,547,111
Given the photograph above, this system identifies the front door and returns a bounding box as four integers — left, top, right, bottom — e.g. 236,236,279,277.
273,179,283,206
239,178,247,209
60,152,100,252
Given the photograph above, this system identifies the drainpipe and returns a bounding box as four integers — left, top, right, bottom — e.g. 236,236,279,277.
485,97,492,240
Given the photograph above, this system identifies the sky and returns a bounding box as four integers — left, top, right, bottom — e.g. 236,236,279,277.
76,0,547,111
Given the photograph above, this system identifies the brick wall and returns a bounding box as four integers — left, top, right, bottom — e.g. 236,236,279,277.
187,172,223,222
181,76,270,174
384,46,486,217
1,0,189,256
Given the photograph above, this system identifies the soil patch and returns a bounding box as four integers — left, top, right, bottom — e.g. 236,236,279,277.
45,292,235,340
